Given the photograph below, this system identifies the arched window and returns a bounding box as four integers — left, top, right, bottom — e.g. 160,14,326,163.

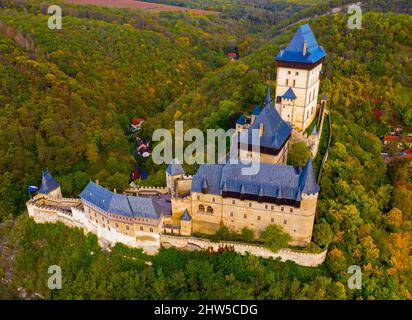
207,206,214,214
198,204,205,212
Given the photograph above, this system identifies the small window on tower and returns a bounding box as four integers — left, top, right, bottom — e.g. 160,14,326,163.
295,72,299,76
293,80,296,87
288,70,291,75
286,79,289,86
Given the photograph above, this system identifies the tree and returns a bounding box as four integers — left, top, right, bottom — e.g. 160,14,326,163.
259,225,292,252
384,208,403,229
288,141,311,167
241,227,254,242
313,219,333,247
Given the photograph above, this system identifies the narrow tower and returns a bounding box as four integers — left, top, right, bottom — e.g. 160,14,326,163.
275,24,326,132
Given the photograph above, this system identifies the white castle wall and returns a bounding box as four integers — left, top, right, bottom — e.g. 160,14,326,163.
27,202,326,266
27,202,160,255
160,234,327,267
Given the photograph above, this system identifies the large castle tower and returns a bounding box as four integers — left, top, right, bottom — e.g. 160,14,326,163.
275,24,326,132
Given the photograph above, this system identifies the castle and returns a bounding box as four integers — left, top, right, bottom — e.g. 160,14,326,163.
27,24,326,255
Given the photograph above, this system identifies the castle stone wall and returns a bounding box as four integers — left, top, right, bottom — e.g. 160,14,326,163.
160,234,327,267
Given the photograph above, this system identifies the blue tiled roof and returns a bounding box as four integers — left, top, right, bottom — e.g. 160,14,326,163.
180,209,191,221
191,164,223,195
39,169,60,194
299,157,320,194
251,105,261,116
275,24,326,64
166,158,185,176
79,182,163,219
236,114,247,125
239,87,292,150
191,161,319,201
282,87,297,100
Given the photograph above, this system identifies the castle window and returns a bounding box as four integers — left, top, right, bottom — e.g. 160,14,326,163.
115,223,118,228
212,197,216,203
126,225,129,231
244,214,247,219
103,224,105,228
199,204,205,212
232,200,235,205
230,212,233,217
140,226,143,231
150,228,153,233
265,205,268,209
293,80,296,87
288,70,291,75
271,205,274,210
284,220,287,225
207,206,214,214
281,207,284,212
286,79,289,86
271,218,274,223
94,213,96,217
197,195,200,200
295,72,299,76
290,208,293,213
257,216,261,221
95,220,98,224
249,202,252,207
108,227,110,231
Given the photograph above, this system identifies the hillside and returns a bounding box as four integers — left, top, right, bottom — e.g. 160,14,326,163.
0,1,265,218
0,1,411,300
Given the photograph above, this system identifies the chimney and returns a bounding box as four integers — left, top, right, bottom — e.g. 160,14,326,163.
303,40,307,56
95,179,99,185
259,123,264,137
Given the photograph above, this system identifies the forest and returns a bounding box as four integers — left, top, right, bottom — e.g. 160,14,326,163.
0,0,411,299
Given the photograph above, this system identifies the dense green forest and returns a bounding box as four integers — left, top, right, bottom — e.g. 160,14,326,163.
0,1,411,300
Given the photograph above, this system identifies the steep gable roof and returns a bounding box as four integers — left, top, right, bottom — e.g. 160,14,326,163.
275,24,326,64
166,158,185,176
240,89,292,150
191,161,319,202
299,157,320,194
180,209,191,221
281,87,297,100
79,182,163,219
251,105,261,116
236,114,247,125
39,169,60,194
